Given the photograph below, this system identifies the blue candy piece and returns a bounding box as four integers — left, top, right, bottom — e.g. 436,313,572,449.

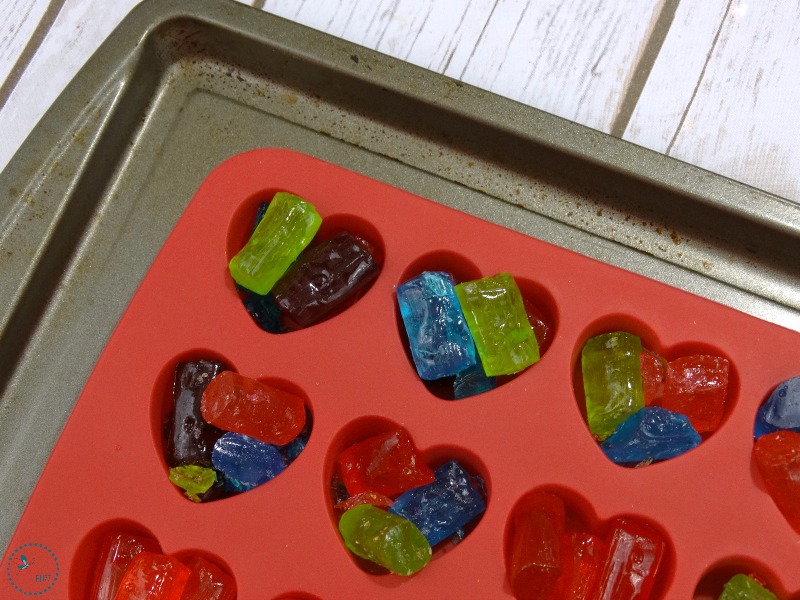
241,291,285,333
453,361,497,399
754,376,800,439
389,460,486,547
600,406,701,465
397,272,477,380
211,432,285,491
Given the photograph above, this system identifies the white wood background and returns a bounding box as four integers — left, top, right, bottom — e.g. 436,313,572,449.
2,0,800,206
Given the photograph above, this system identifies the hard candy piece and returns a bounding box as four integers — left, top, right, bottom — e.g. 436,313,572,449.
553,531,606,600
507,490,565,600
168,465,217,503
278,409,312,463
273,231,380,329
165,360,228,468
600,406,702,465
335,491,395,511
388,460,486,547
718,574,778,600
595,518,665,600
755,375,800,439
228,192,322,295
396,271,476,380
754,430,800,533
91,532,162,600
181,556,237,600
640,350,667,406
455,273,540,376
338,427,435,498
523,296,553,356
201,370,306,446
113,552,190,600
582,332,645,441
659,355,729,433
453,361,497,399
241,291,285,334
211,432,285,492
338,504,431,575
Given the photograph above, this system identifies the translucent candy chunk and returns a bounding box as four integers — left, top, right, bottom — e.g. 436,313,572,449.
113,552,190,600
91,532,162,600
168,465,218,503
754,430,800,534
181,556,237,600
396,271,477,380
600,406,701,465
338,504,431,575
338,427,435,498
201,371,305,446
455,273,539,377
554,531,606,600
595,518,665,600
754,375,800,439
211,432,285,492
718,574,778,600
658,354,729,434
582,332,645,441
388,460,486,546
228,192,321,295
454,361,497,399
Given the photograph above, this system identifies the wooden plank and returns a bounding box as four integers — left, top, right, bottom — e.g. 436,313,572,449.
625,0,800,204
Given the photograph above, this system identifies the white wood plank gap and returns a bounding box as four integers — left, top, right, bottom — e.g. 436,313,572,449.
1,0,51,85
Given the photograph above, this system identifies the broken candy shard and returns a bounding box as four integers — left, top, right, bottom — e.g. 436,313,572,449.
582,332,645,441
338,504,431,576
181,556,237,600
273,231,380,329
600,406,701,465
640,350,667,406
113,552,190,600
91,532,162,600
396,271,477,380
553,531,606,600
228,192,322,295
659,354,729,434
201,370,305,446
455,273,540,377
335,491,395,512
595,518,665,600
389,460,486,547
338,427,435,498
754,430,800,533
754,375,800,439
454,361,497,399
212,432,285,491
718,574,778,600
507,491,566,600
168,465,217,503
166,360,229,468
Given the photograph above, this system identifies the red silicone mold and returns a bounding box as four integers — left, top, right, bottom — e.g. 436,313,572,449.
4,148,800,599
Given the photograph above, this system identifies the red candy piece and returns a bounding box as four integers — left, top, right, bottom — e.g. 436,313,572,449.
507,491,565,600
658,355,729,433
523,297,553,355
113,552,190,600
338,427,435,498
754,430,800,534
91,532,162,600
639,350,667,406
334,490,394,512
201,371,305,446
553,531,606,600
181,556,237,600
595,518,665,600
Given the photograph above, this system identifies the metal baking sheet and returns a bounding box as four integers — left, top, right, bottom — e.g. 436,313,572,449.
2,0,800,558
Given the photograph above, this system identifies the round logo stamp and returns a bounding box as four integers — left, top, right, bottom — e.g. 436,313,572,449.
5,543,59,595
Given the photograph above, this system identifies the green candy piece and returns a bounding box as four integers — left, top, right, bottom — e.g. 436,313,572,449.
719,574,778,600
229,192,322,295
454,273,539,377
338,504,431,576
169,465,217,503
582,331,644,441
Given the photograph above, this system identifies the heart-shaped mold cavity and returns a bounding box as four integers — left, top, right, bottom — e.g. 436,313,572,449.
503,486,674,600
571,315,739,467
395,251,558,400
694,557,794,599
271,594,324,600
226,190,385,333
152,353,313,502
70,519,237,599
325,416,490,576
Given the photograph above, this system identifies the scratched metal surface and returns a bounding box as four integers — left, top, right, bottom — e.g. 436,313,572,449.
1,0,800,554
